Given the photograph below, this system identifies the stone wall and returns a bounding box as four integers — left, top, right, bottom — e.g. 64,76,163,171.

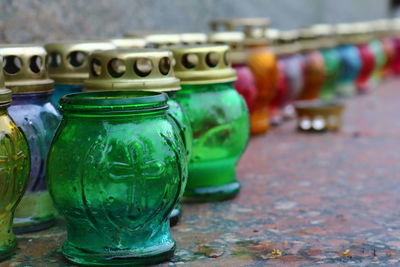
0,0,390,43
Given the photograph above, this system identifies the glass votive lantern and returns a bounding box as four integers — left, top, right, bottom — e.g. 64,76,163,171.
367,20,388,88
47,90,187,266
210,18,278,135
208,31,257,112
0,71,30,260
296,28,326,101
0,45,61,233
84,48,192,226
275,30,305,120
170,44,250,202
351,23,376,94
309,24,342,101
335,23,362,98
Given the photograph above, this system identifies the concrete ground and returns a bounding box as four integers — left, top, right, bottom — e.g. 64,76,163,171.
4,79,400,266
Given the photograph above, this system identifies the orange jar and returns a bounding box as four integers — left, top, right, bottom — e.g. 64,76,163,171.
297,29,326,101
210,18,278,134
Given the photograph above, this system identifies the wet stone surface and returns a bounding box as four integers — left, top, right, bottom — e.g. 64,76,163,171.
3,79,400,266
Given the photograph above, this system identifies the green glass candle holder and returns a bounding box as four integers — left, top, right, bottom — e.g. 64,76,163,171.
47,91,187,266
84,48,192,226
170,45,250,202
0,88,30,260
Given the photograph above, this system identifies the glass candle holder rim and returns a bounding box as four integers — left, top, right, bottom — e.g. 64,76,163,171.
60,90,169,114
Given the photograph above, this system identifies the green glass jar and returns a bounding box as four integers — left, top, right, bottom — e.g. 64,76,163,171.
0,86,30,260
47,91,187,266
0,46,60,233
84,49,192,226
44,41,116,107
170,45,250,202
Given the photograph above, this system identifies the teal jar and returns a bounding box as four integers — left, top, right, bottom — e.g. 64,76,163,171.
45,41,116,107
84,49,192,226
0,86,30,260
170,45,250,202
47,91,187,266
0,46,61,233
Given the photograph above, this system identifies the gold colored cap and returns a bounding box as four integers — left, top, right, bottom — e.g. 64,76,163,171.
0,45,54,94
125,33,181,48
210,18,270,46
210,18,269,31
271,30,301,56
309,24,338,49
109,38,147,48
44,41,117,85
335,23,373,45
298,28,319,52
368,19,391,38
0,89,12,105
180,33,208,45
207,31,247,64
84,48,180,92
169,45,237,85
207,31,245,44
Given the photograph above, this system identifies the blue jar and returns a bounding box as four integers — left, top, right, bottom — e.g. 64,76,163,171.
336,44,361,98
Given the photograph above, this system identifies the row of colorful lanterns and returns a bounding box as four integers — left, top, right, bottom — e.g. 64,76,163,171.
0,17,399,265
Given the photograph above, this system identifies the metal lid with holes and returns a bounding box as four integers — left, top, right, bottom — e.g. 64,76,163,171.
179,33,208,45
297,28,320,52
0,89,12,105
124,33,181,48
207,32,247,64
0,45,54,94
109,38,147,49
45,41,117,85
271,30,301,56
210,18,270,46
309,24,338,49
84,48,180,92
169,45,237,85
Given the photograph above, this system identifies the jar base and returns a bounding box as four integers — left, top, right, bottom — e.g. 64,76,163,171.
0,240,17,261
13,218,55,234
169,205,182,227
62,240,175,266
183,182,240,203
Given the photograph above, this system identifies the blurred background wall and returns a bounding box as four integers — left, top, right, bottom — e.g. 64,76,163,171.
0,0,392,43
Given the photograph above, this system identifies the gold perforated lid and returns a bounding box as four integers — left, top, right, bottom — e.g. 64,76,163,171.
298,28,320,52
169,45,236,85
109,38,147,48
271,30,301,56
0,63,11,104
0,89,11,105
84,48,180,92
207,31,247,64
44,41,117,85
124,33,181,48
309,24,338,49
179,33,207,45
210,18,270,46
0,45,54,94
